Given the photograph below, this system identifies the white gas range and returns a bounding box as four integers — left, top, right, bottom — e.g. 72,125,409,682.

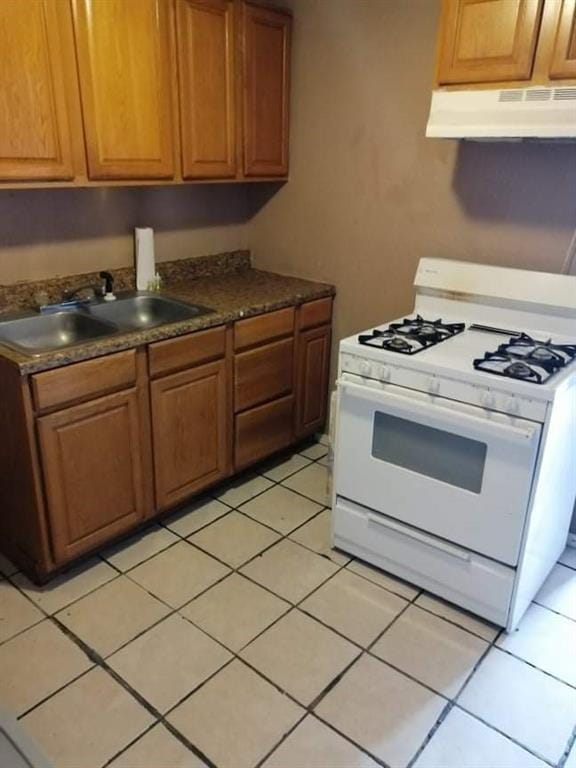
332,258,576,631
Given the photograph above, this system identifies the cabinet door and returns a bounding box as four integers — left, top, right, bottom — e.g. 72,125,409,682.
176,0,236,178
296,325,331,439
436,0,543,85
0,0,79,181
38,390,151,564
72,0,175,179
242,3,291,176
549,0,576,78
151,360,229,509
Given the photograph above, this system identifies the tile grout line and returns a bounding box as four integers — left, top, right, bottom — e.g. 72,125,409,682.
6,447,346,767
3,446,575,767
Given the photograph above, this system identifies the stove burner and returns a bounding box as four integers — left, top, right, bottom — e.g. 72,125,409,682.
386,337,412,351
474,333,576,384
506,361,536,380
358,315,465,355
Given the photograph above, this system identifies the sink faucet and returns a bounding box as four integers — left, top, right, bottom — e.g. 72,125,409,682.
61,272,115,303
61,284,102,302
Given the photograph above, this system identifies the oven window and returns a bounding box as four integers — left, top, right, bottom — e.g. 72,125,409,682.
371,412,487,493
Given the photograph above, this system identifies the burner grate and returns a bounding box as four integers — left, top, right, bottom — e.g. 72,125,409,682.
358,315,465,355
474,333,576,384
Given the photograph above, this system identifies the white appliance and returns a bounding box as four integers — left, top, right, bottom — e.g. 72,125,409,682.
332,258,576,630
426,86,576,139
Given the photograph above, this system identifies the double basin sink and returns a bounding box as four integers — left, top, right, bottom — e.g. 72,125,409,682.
0,293,213,356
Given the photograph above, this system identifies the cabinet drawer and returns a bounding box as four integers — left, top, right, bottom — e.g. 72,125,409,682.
333,497,514,627
149,325,226,378
234,307,294,351
235,337,293,412
32,350,137,412
299,297,332,330
235,394,293,470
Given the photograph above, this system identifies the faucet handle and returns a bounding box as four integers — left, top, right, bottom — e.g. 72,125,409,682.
99,271,115,296
99,271,116,301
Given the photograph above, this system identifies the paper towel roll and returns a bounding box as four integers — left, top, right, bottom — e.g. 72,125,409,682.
135,227,155,291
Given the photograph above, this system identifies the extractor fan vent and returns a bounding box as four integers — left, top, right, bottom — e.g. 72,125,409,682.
554,87,576,100
525,88,551,101
497,86,576,103
498,90,523,102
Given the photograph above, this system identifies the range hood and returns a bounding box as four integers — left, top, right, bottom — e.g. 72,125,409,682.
426,86,576,139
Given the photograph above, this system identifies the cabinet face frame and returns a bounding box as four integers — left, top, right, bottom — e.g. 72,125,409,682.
0,0,82,181
549,0,576,78
436,0,545,86
71,0,176,180
37,388,150,564
241,2,291,176
176,0,237,178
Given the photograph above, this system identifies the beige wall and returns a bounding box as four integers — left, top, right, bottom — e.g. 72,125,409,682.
0,184,249,285
247,0,576,351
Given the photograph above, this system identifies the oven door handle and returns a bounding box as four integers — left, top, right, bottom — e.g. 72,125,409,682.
337,378,539,444
367,513,471,562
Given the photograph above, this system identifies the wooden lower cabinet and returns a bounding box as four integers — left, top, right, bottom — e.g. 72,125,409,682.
296,324,331,438
0,298,333,581
37,389,152,564
151,358,229,509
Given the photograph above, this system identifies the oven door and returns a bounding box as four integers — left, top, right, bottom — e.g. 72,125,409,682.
335,374,542,565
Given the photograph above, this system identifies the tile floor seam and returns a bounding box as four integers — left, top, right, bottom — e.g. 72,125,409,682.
6,446,574,768
254,708,392,768
558,726,576,768
404,602,499,642
3,567,120,619
0,612,45,649
532,597,576,624
47,611,225,768
493,642,576,691
452,701,559,768
443,625,572,768
404,623,510,768
343,562,423,602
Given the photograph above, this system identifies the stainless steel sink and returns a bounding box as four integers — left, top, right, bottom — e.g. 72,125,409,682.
89,293,212,331
0,312,118,356
0,293,213,357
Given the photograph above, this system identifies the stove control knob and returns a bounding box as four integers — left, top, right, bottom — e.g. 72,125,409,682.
428,378,440,395
359,361,372,377
505,396,519,415
480,391,495,409
379,365,391,381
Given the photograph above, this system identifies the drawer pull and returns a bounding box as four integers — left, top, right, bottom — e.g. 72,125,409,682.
367,514,471,562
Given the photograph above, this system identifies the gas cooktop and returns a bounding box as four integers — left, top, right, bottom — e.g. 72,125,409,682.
473,332,576,384
358,315,465,355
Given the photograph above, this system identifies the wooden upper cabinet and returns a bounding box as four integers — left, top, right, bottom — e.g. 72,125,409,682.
242,3,291,177
71,0,175,180
549,0,576,78
436,0,544,85
0,0,80,181
176,0,237,178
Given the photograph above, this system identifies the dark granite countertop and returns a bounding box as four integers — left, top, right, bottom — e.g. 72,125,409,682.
0,266,335,376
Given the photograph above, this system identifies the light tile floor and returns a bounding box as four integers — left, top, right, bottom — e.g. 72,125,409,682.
0,439,575,768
